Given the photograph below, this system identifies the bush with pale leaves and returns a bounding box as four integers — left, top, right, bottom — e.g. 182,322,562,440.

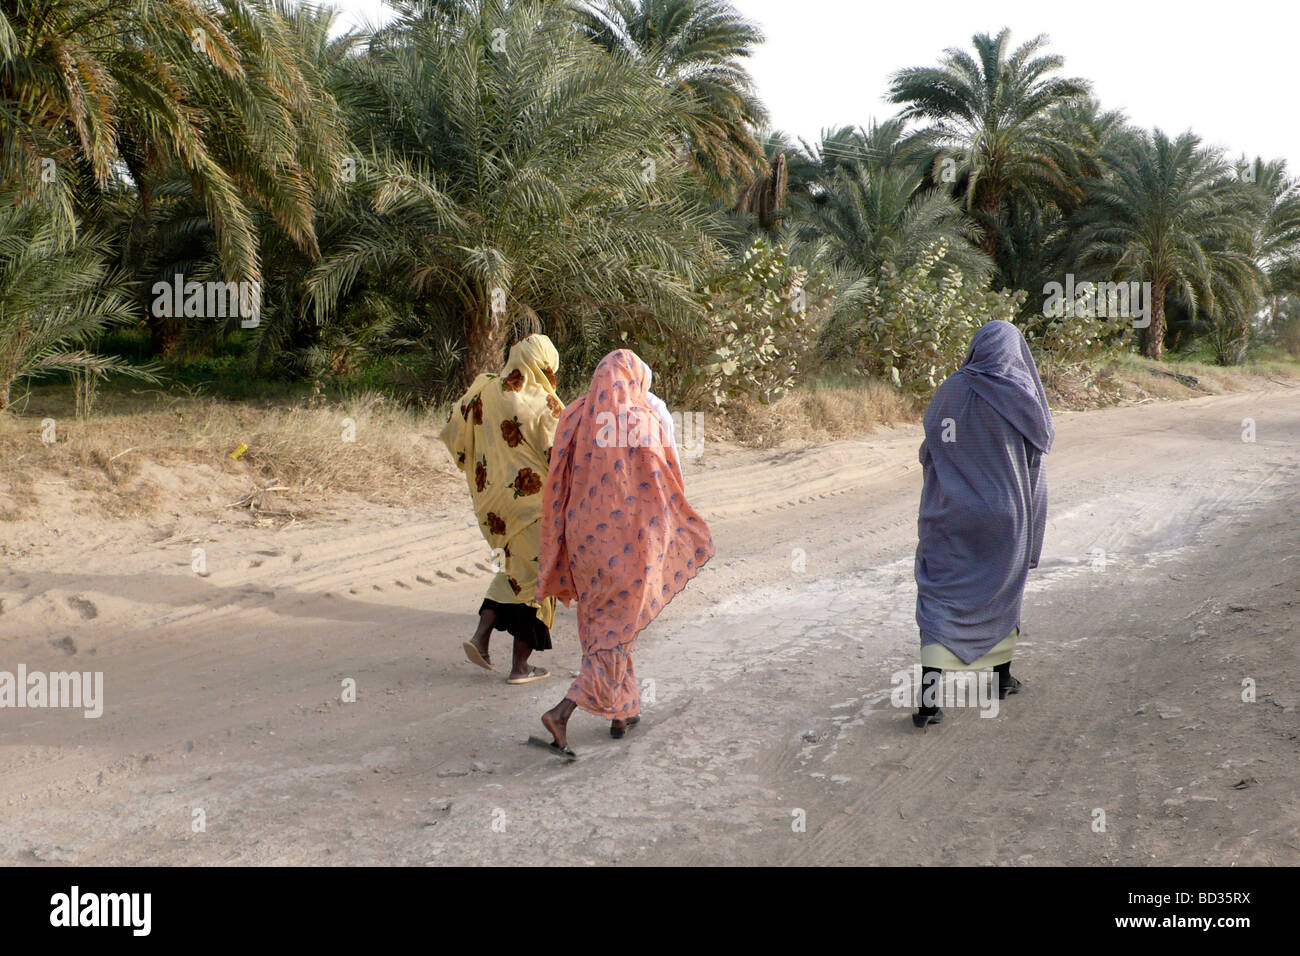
823,240,1025,395
632,237,828,405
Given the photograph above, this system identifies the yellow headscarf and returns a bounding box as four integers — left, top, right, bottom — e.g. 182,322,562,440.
500,334,560,400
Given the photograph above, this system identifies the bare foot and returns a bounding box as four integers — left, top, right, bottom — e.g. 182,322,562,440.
541,700,574,748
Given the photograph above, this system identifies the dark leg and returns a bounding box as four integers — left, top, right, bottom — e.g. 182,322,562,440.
470,607,496,666
913,665,945,728
508,637,533,680
918,666,943,715
994,660,1022,699
541,698,577,748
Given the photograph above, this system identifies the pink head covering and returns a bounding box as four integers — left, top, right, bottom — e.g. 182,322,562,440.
538,349,713,645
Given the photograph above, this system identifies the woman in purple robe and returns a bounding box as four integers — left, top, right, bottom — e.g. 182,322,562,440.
913,320,1054,727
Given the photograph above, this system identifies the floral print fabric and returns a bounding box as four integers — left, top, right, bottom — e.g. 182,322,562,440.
440,334,564,630
538,349,714,718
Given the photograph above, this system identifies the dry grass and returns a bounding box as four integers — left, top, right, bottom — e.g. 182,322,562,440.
714,381,921,448
1108,353,1298,403
3,351,1296,521
1036,352,1300,410
0,388,460,522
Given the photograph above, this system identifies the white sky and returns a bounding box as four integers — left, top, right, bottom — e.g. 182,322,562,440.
331,0,1299,167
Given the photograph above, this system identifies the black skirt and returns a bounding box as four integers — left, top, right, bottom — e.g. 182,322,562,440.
479,599,552,652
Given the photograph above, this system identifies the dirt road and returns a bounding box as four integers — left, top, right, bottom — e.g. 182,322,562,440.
2,387,1298,865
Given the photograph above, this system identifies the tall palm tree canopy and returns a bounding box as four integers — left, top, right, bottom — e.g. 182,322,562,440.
803,161,990,283
0,0,345,286
4,4,1294,408
1236,157,1300,304
310,0,725,385
1071,129,1261,359
576,0,768,195
888,29,1090,256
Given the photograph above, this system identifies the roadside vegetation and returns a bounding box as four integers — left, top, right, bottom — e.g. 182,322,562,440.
3,0,1298,517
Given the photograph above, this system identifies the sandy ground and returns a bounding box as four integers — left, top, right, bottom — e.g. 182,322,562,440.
1,386,1298,866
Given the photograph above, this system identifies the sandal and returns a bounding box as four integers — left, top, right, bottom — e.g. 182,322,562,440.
462,641,493,671
506,666,550,685
527,735,577,761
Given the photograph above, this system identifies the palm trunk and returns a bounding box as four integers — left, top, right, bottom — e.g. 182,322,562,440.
976,187,1001,257
460,306,509,388
1235,310,1251,365
1144,279,1167,360
121,146,179,357
148,313,184,356
978,226,998,257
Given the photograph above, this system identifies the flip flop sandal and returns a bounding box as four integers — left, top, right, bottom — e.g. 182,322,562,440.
506,666,550,685
912,708,944,729
609,715,641,739
463,641,493,671
527,735,577,761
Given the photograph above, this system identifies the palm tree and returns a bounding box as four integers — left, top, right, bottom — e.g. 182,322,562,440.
575,0,768,198
1048,97,1130,170
0,190,158,410
802,161,991,284
1230,157,1300,358
733,149,787,231
805,120,915,187
1,0,346,351
888,29,1090,258
309,0,726,386
799,149,992,364
131,1,361,359
1072,130,1260,360
994,100,1131,310
758,120,920,250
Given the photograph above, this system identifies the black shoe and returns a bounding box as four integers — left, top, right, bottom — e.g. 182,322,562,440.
610,716,640,739
912,708,944,729
998,675,1023,700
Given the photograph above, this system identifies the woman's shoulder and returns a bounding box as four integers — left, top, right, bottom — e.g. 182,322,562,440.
924,371,970,417
453,374,496,405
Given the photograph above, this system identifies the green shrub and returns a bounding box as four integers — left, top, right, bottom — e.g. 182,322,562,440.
821,240,1025,395
630,237,829,405
1019,304,1133,366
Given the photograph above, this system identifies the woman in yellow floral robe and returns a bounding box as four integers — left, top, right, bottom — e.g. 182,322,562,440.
440,334,564,683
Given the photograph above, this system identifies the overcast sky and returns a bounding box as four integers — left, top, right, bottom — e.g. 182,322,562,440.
331,0,1298,167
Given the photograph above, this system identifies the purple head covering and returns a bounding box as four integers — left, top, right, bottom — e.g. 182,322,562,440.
959,320,1055,454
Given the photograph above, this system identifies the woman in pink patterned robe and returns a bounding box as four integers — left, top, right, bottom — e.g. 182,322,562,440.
536,350,713,751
